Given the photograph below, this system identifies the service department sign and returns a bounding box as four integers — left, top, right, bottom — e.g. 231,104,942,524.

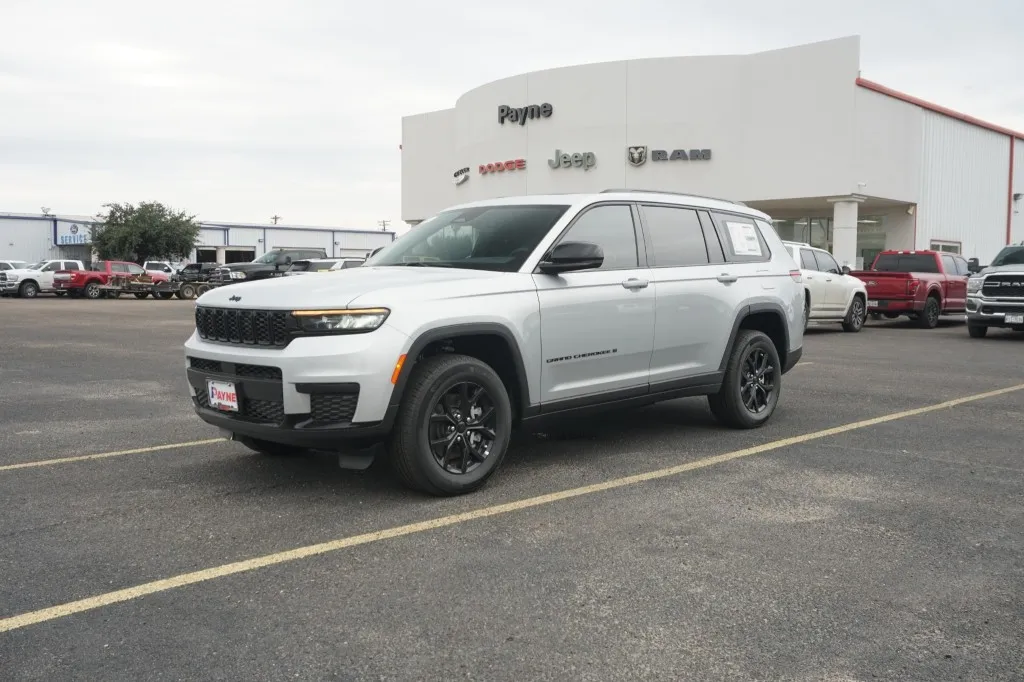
55,221,91,245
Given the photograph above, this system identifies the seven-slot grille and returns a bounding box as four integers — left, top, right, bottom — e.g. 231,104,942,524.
982,275,1024,299
195,306,290,346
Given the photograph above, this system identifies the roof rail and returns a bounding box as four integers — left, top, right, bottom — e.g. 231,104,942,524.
599,188,748,206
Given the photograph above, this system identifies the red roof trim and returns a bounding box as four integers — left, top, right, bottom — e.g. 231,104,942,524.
856,77,1024,140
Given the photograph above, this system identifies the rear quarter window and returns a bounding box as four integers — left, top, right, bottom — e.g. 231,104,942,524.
710,212,772,263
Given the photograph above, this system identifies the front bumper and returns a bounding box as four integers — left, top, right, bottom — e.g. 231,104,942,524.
184,323,411,448
966,295,1024,327
0,281,18,294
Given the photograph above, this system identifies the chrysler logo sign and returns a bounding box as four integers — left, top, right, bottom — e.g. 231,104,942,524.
453,167,470,185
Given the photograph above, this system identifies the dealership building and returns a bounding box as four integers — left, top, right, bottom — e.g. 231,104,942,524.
401,36,1023,268
0,213,395,265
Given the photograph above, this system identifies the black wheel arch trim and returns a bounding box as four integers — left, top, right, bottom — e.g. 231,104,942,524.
388,323,532,417
717,302,793,374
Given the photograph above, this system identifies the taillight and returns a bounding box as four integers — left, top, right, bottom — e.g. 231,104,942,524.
907,279,921,296
789,270,802,283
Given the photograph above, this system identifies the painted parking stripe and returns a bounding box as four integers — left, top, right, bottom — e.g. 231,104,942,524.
1,381,1022,633
0,438,227,472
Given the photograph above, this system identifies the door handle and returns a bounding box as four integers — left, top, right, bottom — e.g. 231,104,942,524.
621,277,649,290
825,277,833,282
716,273,738,284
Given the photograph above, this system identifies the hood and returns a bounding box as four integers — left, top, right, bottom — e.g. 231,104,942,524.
976,264,1024,276
195,265,515,310
2,268,42,277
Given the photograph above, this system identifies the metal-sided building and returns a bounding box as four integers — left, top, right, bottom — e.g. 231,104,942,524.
401,35,1023,268
0,213,396,265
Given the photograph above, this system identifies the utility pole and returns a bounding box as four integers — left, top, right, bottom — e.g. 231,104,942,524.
271,214,281,225
378,220,391,231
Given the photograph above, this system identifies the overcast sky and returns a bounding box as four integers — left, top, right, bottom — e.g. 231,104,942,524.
1,0,1020,233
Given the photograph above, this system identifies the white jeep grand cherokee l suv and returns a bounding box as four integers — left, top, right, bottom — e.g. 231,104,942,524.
184,191,805,495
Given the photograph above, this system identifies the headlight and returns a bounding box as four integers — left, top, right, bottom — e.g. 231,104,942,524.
229,271,247,280
967,277,983,294
292,308,390,333
6,275,18,282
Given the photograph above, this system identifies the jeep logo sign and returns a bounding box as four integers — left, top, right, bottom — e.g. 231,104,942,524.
652,149,712,161
547,149,597,171
497,103,553,126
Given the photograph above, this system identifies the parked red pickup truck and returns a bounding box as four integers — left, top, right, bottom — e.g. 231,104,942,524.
53,260,169,299
849,250,970,328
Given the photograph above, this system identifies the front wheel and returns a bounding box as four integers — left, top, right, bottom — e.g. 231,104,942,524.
389,353,512,496
707,329,781,429
967,325,988,338
842,296,866,332
18,281,38,298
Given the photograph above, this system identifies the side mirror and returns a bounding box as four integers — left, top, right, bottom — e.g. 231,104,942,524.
967,258,981,273
538,241,604,274
841,265,851,275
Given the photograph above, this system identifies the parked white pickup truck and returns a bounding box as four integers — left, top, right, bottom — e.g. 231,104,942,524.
0,259,86,298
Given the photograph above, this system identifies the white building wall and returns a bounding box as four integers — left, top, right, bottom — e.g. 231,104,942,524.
916,111,1011,262
226,227,262,248
264,228,333,253
0,218,57,262
853,88,922,202
196,228,226,247
402,109,457,223
333,231,393,252
402,36,863,222
1011,138,1024,245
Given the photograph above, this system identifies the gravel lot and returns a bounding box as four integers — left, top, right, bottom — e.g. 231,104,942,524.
1,297,1022,681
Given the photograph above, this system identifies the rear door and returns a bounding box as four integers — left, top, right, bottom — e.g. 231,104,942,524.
639,203,735,383
798,247,829,317
941,254,967,310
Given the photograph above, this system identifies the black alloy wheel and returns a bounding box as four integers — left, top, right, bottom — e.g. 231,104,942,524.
428,381,497,475
842,296,866,332
918,296,940,329
740,346,776,415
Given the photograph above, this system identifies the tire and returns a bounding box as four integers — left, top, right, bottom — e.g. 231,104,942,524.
707,329,781,429
235,435,306,457
179,283,197,300
388,353,513,496
155,291,174,300
134,292,149,299
841,295,866,332
967,325,988,338
84,282,102,299
18,281,38,298
917,296,941,329
802,295,810,332
196,284,211,295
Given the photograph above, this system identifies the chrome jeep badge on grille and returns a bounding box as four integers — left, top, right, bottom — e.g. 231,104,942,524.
229,295,241,302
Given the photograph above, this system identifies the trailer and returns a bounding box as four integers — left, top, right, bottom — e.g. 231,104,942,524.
97,274,182,300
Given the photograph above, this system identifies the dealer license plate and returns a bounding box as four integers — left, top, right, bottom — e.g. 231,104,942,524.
207,379,239,412
1006,314,1024,324
866,300,878,308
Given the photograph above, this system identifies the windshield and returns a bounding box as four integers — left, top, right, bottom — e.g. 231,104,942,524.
366,204,570,272
25,261,46,270
252,251,285,264
872,254,940,273
989,246,1024,267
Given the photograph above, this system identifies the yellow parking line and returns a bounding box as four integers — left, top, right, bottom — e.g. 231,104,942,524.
1,381,1021,634
0,439,227,472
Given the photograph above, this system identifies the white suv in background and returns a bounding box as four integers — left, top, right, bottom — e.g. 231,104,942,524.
783,241,867,332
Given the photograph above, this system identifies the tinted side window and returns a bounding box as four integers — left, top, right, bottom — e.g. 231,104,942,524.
127,264,146,275
111,263,129,273
813,250,840,274
953,257,970,276
800,250,816,270
63,262,80,271
941,254,957,274
42,262,60,272
711,213,770,263
639,205,709,267
557,205,639,271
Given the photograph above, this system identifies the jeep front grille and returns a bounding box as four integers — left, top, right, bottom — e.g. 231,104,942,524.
982,275,1024,299
195,306,290,347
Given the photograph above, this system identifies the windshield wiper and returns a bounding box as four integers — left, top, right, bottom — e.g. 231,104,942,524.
390,261,455,267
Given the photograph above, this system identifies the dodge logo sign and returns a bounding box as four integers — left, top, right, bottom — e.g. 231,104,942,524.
627,146,647,166
479,159,526,174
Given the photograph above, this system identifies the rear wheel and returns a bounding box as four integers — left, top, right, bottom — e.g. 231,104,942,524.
389,353,512,496
841,295,866,332
708,329,781,429
917,296,941,329
196,284,211,296
967,325,988,338
84,282,102,299
179,283,197,299
134,292,149,299
155,291,174,300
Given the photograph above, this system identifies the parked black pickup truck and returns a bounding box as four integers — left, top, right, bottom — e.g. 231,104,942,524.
207,248,328,286
171,262,222,299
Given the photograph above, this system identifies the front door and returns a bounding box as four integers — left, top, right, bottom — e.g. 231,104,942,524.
813,249,846,314
942,254,967,310
533,203,655,406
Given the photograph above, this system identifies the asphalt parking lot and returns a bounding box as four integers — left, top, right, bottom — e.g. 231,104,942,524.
1,297,1022,681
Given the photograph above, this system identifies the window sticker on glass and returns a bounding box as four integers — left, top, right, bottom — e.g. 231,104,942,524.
726,221,762,256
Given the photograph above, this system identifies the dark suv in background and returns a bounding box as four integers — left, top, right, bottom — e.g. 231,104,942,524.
207,248,329,287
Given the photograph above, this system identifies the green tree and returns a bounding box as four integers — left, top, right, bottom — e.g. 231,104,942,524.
90,201,201,264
